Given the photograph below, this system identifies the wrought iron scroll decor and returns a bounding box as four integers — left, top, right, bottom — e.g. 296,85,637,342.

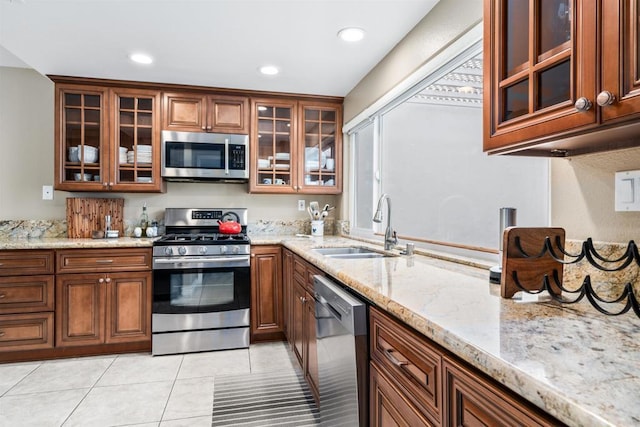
511,237,640,318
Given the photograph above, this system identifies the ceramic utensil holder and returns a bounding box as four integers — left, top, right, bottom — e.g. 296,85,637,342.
311,220,324,237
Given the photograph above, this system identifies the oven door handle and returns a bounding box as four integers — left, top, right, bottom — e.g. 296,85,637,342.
153,255,250,269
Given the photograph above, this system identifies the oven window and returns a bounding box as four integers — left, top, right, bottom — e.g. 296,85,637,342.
171,272,233,306
153,267,250,314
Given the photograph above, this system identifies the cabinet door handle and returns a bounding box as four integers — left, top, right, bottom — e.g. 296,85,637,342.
109,182,114,187
300,296,306,303
207,126,212,131
98,278,105,283
105,277,111,283
103,182,108,187
574,97,592,112
96,259,113,264
596,91,616,107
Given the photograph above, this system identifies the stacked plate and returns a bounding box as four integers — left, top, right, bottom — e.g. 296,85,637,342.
119,147,128,164
127,145,152,164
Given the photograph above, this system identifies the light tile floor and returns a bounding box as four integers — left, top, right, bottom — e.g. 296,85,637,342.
0,341,297,427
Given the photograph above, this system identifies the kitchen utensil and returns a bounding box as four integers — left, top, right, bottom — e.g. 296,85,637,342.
218,219,242,234
310,201,320,212
322,204,330,212
320,211,328,219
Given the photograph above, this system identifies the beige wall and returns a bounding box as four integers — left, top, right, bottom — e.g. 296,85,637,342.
551,148,640,242
0,66,337,224
343,0,483,123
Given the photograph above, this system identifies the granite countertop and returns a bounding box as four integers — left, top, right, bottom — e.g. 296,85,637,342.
3,233,638,425
0,236,155,249
270,235,639,427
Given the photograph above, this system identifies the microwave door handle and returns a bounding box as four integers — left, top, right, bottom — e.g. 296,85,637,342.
225,138,230,175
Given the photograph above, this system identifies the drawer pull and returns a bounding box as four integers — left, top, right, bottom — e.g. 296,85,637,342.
0,331,4,337
96,259,114,264
0,293,6,299
384,348,408,367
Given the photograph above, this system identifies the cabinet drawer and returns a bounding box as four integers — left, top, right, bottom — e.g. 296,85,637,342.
443,356,559,426
370,306,442,425
56,248,152,274
0,250,54,276
293,257,307,280
370,361,434,427
0,275,55,314
0,312,54,351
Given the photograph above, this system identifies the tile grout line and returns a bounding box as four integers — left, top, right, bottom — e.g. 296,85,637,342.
158,354,184,423
0,362,42,398
60,355,119,427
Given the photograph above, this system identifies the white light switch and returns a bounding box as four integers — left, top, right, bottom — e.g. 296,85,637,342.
615,170,640,211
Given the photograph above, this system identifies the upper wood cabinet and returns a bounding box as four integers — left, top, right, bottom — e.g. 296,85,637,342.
484,0,640,156
54,82,165,192
249,98,342,194
163,93,249,134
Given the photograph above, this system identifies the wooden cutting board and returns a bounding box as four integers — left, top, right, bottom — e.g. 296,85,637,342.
66,197,125,238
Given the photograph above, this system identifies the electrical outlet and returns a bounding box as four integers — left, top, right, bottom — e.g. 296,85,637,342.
42,185,53,200
298,200,305,211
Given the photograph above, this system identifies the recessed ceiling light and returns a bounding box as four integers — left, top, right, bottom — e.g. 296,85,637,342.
338,27,365,42
129,53,153,65
259,65,279,76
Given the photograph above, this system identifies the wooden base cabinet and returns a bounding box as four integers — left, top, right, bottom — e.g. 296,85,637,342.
0,250,55,353
443,357,559,427
369,307,562,427
55,248,152,349
250,245,284,342
284,253,322,405
56,271,151,347
370,362,434,427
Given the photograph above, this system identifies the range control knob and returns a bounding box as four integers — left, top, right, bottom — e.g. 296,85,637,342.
220,246,228,255
164,247,173,256
232,246,240,254
178,246,187,256
198,246,208,255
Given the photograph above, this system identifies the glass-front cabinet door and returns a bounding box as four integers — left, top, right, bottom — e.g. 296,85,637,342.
250,99,297,193
484,0,597,153
601,0,640,123
298,102,342,194
55,85,107,190
111,89,162,191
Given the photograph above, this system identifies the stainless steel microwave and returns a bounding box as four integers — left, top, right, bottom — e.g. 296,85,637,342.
161,131,249,182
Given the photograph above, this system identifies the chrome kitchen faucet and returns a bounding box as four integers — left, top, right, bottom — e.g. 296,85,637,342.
373,193,397,251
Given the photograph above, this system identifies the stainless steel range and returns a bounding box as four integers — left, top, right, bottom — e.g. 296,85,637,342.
152,208,250,356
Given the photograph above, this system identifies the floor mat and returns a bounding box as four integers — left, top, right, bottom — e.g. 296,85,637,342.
212,369,320,426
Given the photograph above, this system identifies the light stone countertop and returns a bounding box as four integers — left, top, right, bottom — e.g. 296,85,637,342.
256,235,640,427
0,236,155,249
3,234,638,426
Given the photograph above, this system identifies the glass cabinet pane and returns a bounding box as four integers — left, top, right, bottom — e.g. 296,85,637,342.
116,95,155,185
303,107,336,188
539,0,571,55
256,103,292,187
503,79,529,121
537,60,571,109
62,92,102,183
504,0,529,76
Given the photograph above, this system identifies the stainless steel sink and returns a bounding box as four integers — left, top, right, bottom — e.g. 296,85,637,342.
313,246,394,259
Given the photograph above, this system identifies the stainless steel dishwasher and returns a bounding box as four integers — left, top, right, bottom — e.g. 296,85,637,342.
313,275,368,427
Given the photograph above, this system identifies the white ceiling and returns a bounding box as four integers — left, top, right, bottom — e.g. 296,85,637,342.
0,0,440,97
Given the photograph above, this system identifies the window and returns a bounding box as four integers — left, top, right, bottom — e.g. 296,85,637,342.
348,45,549,262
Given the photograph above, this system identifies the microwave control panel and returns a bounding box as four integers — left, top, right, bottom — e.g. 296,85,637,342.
230,145,246,170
